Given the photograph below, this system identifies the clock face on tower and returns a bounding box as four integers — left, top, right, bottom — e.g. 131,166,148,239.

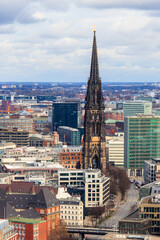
82,30,106,173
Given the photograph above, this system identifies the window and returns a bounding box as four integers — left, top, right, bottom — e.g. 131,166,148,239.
40,209,45,214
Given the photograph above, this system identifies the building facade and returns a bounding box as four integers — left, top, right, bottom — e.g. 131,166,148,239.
0,116,35,132
83,30,106,173
9,218,46,240
106,135,124,166
60,198,83,226
60,146,82,169
144,158,160,184
52,102,80,131
85,169,110,207
122,101,152,118
139,195,160,235
0,128,29,146
124,114,160,176
57,126,80,146
0,219,17,240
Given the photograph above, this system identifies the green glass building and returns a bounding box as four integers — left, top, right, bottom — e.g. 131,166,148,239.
124,114,160,176
123,102,152,119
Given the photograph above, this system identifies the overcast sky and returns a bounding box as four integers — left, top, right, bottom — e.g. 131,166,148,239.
1,0,160,83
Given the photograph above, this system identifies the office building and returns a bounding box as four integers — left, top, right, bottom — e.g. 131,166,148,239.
58,168,110,208
144,158,160,184
139,195,160,235
0,116,35,132
57,126,80,146
0,128,29,146
117,101,152,119
58,169,85,187
85,169,110,207
0,219,17,240
124,114,160,176
106,135,124,166
52,102,80,131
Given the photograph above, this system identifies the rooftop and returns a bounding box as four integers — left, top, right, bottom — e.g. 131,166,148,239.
9,217,45,224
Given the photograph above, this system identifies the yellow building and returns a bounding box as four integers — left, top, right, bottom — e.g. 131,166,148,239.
139,194,160,235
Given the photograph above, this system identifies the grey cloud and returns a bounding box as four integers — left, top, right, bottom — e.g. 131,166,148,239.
76,0,160,10
16,2,46,24
0,0,30,24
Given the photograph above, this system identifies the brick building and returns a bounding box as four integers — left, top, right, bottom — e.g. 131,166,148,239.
9,218,46,240
60,146,82,169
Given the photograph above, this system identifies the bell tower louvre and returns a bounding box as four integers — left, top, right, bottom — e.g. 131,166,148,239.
82,29,106,173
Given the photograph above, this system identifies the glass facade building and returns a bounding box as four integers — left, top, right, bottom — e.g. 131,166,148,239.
124,114,160,176
52,103,80,131
123,102,152,118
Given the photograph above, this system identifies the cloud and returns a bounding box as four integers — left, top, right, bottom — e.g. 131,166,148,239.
0,0,30,24
76,0,160,10
16,2,46,24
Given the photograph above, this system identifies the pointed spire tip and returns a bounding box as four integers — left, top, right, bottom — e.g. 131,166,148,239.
94,25,96,32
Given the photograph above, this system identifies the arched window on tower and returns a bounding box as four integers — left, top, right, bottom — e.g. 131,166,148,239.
96,122,100,135
92,122,95,135
92,155,99,169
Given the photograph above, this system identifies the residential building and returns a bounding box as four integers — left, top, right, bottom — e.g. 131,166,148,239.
144,158,160,184
0,219,17,240
85,169,110,207
52,102,80,131
106,135,124,166
57,126,81,146
60,197,84,226
0,128,29,146
60,146,82,169
124,114,160,176
139,194,160,235
100,233,160,240
9,218,46,240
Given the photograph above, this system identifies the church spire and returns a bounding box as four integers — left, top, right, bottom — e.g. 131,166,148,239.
85,29,104,110
83,29,106,172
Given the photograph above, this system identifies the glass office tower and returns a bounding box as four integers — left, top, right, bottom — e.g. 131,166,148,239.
52,103,80,131
124,114,160,176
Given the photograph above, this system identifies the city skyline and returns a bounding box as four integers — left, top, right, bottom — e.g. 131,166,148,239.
1,1,160,82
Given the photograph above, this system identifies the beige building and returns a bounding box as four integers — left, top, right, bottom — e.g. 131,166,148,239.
60,197,83,226
139,194,160,235
99,233,160,240
0,116,35,132
106,135,124,167
85,169,110,207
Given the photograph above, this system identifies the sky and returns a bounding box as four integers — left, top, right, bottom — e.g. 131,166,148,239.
1,0,160,83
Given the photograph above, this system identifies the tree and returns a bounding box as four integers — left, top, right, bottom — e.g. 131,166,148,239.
49,222,71,240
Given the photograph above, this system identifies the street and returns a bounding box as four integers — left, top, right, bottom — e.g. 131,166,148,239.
100,184,139,228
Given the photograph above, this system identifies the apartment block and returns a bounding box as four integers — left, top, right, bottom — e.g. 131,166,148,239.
60,197,83,226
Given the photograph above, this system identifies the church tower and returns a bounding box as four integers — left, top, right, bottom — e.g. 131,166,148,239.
83,29,106,173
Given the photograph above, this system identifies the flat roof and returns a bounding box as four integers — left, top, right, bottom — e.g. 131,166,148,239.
9,218,46,224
